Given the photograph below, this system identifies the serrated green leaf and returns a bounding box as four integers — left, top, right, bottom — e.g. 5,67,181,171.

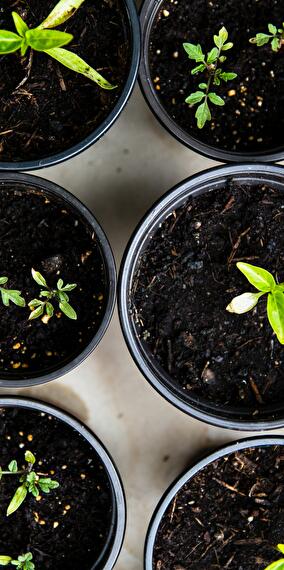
31,269,47,288
272,37,281,52
45,47,116,89
219,71,238,82
5,291,26,308
12,12,28,37
59,300,77,320
7,484,28,516
185,91,205,105
268,23,277,34
25,450,36,465
0,30,22,54
267,292,284,344
237,262,276,292
250,33,271,46
195,100,211,129
8,460,18,473
214,26,228,48
208,92,225,105
207,47,218,64
25,28,73,51
39,0,85,29
183,42,205,62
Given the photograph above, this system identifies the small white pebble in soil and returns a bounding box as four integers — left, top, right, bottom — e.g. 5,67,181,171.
53,521,59,529
61,465,67,470
80,473,86,479
163,9,170,16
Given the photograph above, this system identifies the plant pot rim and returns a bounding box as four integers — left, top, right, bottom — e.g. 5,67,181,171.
0,171,116,387
139,0,284,164
0,0,140,172
0,395,126,570
144,434,284,569
118,162,284,431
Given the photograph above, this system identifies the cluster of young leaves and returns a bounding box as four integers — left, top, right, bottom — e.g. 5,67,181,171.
0,553,34,569
0,450,59,516
0,278,25,308
264,544,284,569
250,23,284,52
0,0,116,89
226,262,284,344
29,269,77,320
183,27,237,128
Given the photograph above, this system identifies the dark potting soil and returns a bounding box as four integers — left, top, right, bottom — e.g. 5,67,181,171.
0,0,130,163
131,181,284,411
0,184,107,378
149,0,284,153
0,407,113,569
153,445,284,570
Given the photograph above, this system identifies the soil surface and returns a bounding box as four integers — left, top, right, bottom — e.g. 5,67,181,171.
153,445,284,570
149,0,284,153
0,406,113,570
0,183,107,378
0,0,130,163
131,181,284,412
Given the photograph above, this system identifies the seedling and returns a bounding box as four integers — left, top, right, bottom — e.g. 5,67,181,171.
0,450,59,516
183,27,237,128
29,269,77,320
0,277,25,308
227,262,284,344
0,553,34,569
264,544,284,569
250,23,284,52
0,0,116,89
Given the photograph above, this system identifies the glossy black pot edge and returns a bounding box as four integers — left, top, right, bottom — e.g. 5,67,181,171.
139,0,284,164
118,163,284,431
0,172,116,387
0,396,126,570
0,0,140,171
144,435,284,569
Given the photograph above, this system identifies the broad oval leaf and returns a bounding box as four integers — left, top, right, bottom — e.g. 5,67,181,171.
250,33,270,46
8,460,18,473
267,292,284,344
268,23,278,34
29,305,44,320
31,269,47,288
25,29,73,51
264,560,284,570
0,30,22,54
7,484,28,516
195,100,211,129
208,92,225,106
207,47,218,64
39,0,85,29
0,556,12,566
237,262,276,292
185,91,205,105
59,300,77,320
226,292,263,314
45,47,116,89
0,277,8,285
25,450,36,465
12,12,28,37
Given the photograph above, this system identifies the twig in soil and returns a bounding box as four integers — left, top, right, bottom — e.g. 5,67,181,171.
170,494,177,523
227,227,251,265
212,477,246,496
14,51,33,91
224,554,236,568
249,377,264,404
236,336,262,351
221,196,235,214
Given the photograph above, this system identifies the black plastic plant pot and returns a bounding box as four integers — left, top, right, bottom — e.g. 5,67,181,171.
0,0,140,171
0,396,126,570
119,163,284,430
139,0,284,163
144,436,284,569
0,172,116,387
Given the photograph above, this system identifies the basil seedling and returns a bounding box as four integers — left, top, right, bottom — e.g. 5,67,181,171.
227,262,284,344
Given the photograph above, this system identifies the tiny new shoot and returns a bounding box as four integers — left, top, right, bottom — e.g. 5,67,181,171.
226,262,284,344
29,269,77,321
0,0,116,89
264,543,284,570
0,450,59,516
250,23,284,52
0,552,34,569
183,27,237,128
0,277,25,308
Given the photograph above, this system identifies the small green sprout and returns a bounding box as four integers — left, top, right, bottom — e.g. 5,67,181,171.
227,262,284,344
264,544,284,569
0,277,25,308
0,450,59,516
29,269,77,320
0,0,116,89
183,26,237,128
250,23,284,52
0,553,34,569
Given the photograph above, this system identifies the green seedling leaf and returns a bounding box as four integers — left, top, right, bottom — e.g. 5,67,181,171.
191,63,206,74
199,82,207,89
12,12,28,37
29,305,44,320
45,47,117,89
39,0,85,29
214,26,228,48
59,300,77,320
272,37,281,51
25,29,73,51
219,71,238,81
237,262,276,291
222,42,233,51
250,33,271,46
57,281,77,292
183,42,205,62
268,23,278,34
226,291,264,314
46,302,54,317
207,47,218,64
7,484,28,516
0,277,8,285
31,269,47,288
195,100,211,129
0,557,12,566
278,546,284,555
208,92,225,105
264,560,284,570
25,450,36,465
267,291,284,344
8,461,18,473
185,91,205,105
0,30,22,54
